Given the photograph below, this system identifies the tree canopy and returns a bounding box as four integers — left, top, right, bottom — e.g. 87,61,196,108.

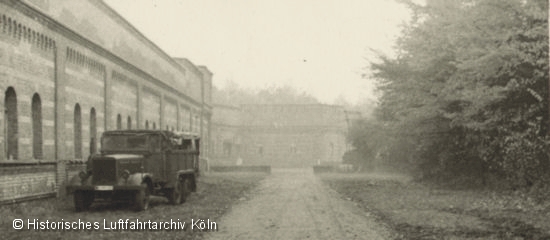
354,0,549,189
213,81,320,106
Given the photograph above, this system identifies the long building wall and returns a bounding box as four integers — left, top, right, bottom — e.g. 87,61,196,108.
210,104,347,168
0,1,212,203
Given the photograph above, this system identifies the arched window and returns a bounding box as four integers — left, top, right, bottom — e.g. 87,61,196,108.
196,116,199,131
258,145,263,156
32,93,42,159
127,116,132,129
5,87,17,160
153,122,156,130
89,108,97,154
290,143,297,154
116,114,122,130
145,120,149,129
74,104,82,159
223,141,232,157
189,114,193,131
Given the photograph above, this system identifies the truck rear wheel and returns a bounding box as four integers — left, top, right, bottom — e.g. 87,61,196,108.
169,180,184,205
134,183,151,211
181,178,191,203
74,190,94,212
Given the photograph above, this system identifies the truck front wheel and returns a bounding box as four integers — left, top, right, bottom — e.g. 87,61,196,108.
74,190,94,212
134,183,151,211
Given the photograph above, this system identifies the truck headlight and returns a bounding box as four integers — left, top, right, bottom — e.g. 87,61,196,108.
79,171,88,180
121,169,130,180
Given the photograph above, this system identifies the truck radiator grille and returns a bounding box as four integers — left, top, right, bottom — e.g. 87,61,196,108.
92,158,117,185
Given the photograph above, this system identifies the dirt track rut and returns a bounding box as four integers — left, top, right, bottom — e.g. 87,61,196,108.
205,168,390,240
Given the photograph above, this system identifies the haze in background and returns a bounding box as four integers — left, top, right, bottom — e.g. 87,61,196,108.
104,0,411,105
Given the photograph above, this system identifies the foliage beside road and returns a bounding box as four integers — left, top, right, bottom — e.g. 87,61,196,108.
0,172,267,240
320,173,550,239
351,0,550,194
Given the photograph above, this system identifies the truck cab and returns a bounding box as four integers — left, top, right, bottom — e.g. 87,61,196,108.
66,130,200,211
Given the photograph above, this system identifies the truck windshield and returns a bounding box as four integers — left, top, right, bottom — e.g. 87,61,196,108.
101,134,156,151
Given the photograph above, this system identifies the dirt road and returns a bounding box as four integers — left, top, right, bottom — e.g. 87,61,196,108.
205,168,391,240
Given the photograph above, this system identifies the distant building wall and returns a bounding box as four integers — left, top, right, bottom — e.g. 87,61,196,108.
210,104,347,168
210,104,242,165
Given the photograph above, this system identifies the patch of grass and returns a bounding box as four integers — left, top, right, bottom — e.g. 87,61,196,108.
319,173,550,240
0,172,267,240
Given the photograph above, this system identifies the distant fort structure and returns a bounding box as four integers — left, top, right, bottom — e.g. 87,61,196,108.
210,104,348,168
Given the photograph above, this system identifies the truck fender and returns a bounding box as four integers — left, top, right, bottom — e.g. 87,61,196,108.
68,173,93,186
127,173,152,187
165,171,195,189
179,170,197,191
176,170,196,177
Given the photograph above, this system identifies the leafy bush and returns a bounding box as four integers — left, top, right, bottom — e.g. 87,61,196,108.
352,0,550,191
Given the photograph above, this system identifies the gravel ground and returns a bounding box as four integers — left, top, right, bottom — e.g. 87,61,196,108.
0,172,267,240
205,168,392,240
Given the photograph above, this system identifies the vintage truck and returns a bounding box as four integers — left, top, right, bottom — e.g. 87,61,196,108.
66,130,200,211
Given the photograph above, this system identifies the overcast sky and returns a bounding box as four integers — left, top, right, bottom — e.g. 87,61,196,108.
103,0,411,104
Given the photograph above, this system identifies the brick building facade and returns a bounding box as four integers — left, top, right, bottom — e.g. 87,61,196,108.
211,104,347,168
0,0,212,203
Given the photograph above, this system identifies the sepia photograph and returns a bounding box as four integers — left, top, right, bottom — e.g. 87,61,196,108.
0,0,548,239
